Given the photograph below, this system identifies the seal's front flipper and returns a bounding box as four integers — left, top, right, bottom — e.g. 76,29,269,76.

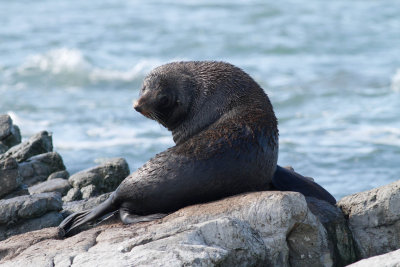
120,209,167,224
272,165,336,205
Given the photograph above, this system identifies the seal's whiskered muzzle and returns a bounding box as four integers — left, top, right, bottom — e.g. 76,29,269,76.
133,100,142,112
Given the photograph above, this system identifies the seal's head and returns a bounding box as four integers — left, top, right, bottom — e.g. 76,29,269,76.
134,65,195,131
134,61,277,145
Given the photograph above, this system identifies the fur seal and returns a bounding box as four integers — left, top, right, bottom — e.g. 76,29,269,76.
59,61,335,236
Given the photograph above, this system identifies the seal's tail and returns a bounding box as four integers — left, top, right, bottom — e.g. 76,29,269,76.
59,193,119,237
272,165,336,205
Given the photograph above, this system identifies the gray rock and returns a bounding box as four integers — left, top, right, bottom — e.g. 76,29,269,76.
28,178,71,196
338,179,400,259
122,217,267,266
0,143,8,154
68,158,129,200
47,170,69,180
0,158,22,199
0,191,336,266
347,248,400,267
0,115,12,140
62,187,82,202
306,197,358,266
0,192,62,225
0,131,52,163
0,211,63,241
18,152,66,186
80,184,97,199
69,172,100,189
61,192,112,218
2,125,21,149
0,115,20,148
2,186,29,200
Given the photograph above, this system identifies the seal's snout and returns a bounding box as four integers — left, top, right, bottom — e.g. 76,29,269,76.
133,100,142,113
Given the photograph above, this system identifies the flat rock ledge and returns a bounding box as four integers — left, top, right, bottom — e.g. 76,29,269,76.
338,179,400,259
347,248,400,267
0,191,340,267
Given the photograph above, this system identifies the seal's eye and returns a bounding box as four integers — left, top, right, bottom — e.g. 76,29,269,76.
159,95,169,107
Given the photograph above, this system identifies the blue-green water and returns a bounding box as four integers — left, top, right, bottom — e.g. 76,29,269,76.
1,0,400,199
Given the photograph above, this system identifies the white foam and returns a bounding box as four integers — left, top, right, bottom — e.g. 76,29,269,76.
15,48,162,85
54,135,172,151
390,69,400,92
18,48,90,75
6,111,51,138
89,60,160,83
323,125,400,147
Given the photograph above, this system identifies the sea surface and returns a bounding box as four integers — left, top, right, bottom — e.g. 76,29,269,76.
1,0,400,199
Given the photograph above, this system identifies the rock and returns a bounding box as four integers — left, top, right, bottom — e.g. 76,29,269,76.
61,192,112,218
0,191,336,266
0,131,52,163
0,115,12,140
47,170,69,180
0,115,21,149
80,184,97,199
306,197,357,266
0,158,22,199
0,192,62,225
120,217,267,267
2,185,29,200
0,143,8,154
18,152,66,186
338,179,400,259
347,248,400,267
68,158,129,200
0,227,63,262
2,126,21,150
0,212,63,241
28,178,71,196
62,187,82,202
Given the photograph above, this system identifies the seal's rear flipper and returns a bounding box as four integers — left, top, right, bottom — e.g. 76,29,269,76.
119,209,167,224
59,193,119,237
272,165,336,205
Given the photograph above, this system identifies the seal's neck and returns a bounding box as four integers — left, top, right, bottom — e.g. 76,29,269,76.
171,90,228,145
171,107,221,145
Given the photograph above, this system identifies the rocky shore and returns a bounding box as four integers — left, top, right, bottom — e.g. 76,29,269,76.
0,114,399,266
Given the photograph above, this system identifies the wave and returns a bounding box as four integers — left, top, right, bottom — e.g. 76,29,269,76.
391,69,400,92
12,48,162,88
5,111,51,138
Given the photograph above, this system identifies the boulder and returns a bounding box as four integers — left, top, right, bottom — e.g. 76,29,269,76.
0,192,62,226
0,212,63,242
18,152,66,186
338,179,400,259
2,186,29,200
0,143,8,154
306,197,357,266
0,115,21,149
61,192,112,218
0,191,338,266
347,248,400,267
0,115,13,141
47,170,69,180
0,131,52,163
62,187,81,203
28,178,71,196
0,158,22,199
66,158,129,200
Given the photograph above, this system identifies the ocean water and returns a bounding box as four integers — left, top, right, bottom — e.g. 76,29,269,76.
1,0,399,199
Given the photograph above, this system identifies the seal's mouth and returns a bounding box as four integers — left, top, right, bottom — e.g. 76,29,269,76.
133,100,154,120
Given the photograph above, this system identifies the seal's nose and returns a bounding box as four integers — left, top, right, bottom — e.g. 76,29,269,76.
133,101,142,112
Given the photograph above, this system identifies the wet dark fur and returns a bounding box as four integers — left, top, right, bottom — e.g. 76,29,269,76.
59,61,335,236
